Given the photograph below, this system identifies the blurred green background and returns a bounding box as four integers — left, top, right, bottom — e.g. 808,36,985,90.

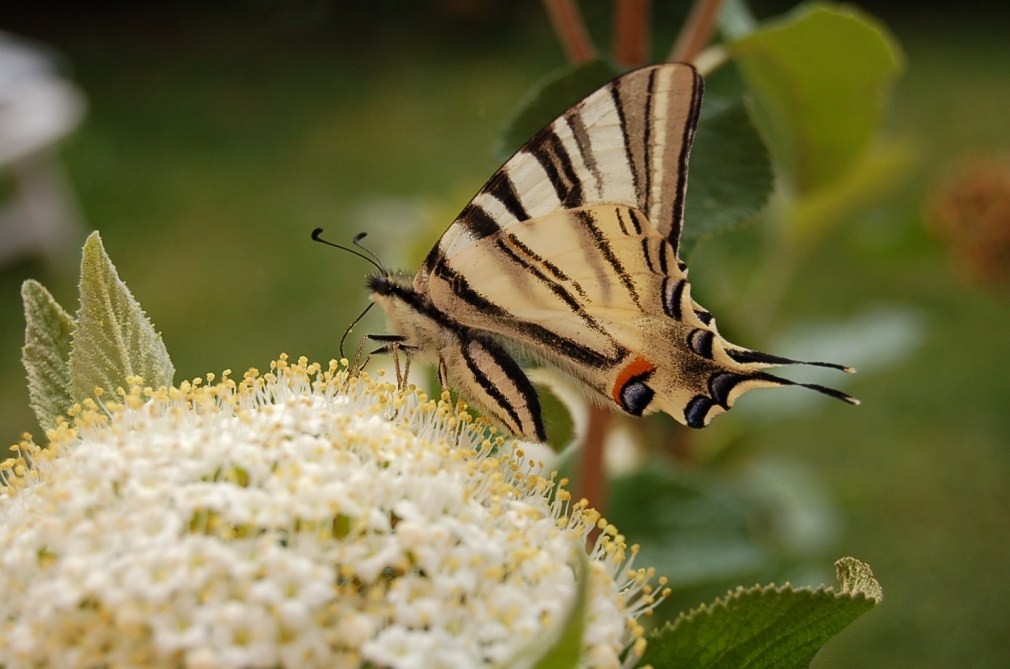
1,2,1008,667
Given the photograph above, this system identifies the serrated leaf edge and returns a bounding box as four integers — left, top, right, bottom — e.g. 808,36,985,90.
21,279,77,432
653,557,882,635
672,583,871,628
834,556,883,602
68,231,174,404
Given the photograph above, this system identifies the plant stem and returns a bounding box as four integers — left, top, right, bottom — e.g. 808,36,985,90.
541,0,597,64
669,0,726,63
577,405,611,519
614,0,652,67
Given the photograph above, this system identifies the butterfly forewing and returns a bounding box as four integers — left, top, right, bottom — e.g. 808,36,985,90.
417,63,702,296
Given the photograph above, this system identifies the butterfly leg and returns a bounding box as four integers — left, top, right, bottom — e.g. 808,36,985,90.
353,335,393,374
391,343,408,389
365,334,418,390
349,334,371,373
402,354,412,389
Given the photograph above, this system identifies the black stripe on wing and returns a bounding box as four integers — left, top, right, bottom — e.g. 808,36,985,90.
668,67,704,253
726,347,854,372
432,259,625,369
501,233,588,300
563,113,604,197
609,83,641,201
527,128,583,207
575,208,643,310
460,335,546,442
642,239,656,274
485,173,530,223
494,237,605,335
641,67,658,222
458,202,501,240
615,207,642,236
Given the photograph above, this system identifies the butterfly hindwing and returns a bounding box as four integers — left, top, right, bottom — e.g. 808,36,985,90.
364,271,547,441
422,202,803,426
439,334,546,442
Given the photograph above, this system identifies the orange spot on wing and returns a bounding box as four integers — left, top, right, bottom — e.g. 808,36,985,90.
611,356,657,405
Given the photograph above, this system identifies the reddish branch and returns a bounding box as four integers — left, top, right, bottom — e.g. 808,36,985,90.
614,0,652,67
542,0,598,64
577,406,611,515
670,0,725,63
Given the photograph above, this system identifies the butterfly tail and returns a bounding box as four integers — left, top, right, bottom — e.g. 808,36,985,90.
724,347,856,374
675,364,857,429
747,370,860,405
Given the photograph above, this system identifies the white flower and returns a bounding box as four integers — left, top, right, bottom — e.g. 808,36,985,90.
0,356,667,668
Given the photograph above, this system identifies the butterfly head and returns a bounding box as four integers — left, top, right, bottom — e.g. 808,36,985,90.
366,272,420,330
365,270,452,356
366,271,417,302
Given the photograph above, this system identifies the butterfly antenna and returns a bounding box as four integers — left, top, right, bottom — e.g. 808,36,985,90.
351,232,386,273
339,301,375,360
311,227,384,273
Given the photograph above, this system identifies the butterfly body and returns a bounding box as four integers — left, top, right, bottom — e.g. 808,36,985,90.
365,63,856,442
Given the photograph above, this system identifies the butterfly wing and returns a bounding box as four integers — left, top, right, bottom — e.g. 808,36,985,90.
423,204,855,428
416,62,701,297
392,62,851,434
437,333,547,441
364,271,547,441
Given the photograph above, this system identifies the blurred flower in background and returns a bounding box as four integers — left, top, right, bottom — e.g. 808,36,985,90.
925,155,1010,289
0,31,85,266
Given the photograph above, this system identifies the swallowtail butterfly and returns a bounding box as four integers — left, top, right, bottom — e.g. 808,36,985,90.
361,63,856,442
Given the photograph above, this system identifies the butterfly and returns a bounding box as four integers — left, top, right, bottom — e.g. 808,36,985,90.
359,63,856,442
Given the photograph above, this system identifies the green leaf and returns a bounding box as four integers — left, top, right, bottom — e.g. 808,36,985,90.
608,461,768,588
494,59,617,162
528,368,578,452
681,95,774,255
641,557,881,668
499,549,588,669
728,2,904,193
69,232,174,403
21,280,77,432
835,556,883,602
718,0,759,40
789,138,915,244
535,382,576,452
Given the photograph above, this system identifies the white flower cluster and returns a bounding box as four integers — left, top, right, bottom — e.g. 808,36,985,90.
0,356,666,668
